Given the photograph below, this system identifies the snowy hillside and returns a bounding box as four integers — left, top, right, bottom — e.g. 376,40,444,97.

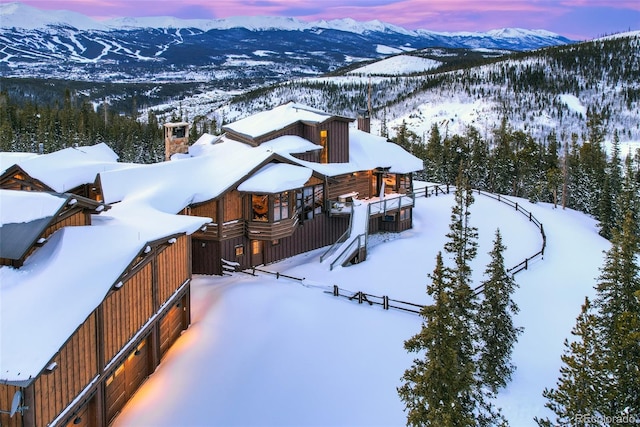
112,187,610,427
216,32,640,152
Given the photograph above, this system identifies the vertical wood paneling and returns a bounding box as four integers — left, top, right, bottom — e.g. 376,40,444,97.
192,239,222,275
263,215,349,265
103,264,153,363
45,211,88,237
31,313,98,427
223,191,243,222
157,235,189,305
0,384,23,427
190,200,217,220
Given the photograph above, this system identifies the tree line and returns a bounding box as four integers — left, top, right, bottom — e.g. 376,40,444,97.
392,113,640,241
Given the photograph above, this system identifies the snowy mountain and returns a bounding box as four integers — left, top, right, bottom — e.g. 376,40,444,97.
215,32,640,153
0,2,573,83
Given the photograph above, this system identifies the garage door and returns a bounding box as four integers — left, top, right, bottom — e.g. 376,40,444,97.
105,339,149,423
159,301,184,358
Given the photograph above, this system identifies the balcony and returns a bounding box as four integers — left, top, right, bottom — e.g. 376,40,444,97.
245,216,299,241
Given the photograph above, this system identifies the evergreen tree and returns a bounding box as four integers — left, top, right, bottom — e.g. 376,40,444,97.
593,209,640,417
445,166,478,290
477,229,522,393
598,130,623,239
490,119,515,195
539,208,640,425
424,123,444,183
536,297,604,427
399,252,477,427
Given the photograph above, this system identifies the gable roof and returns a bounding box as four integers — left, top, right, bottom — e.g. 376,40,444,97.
0,190,108,262
222,101,352,141
0,143,129,193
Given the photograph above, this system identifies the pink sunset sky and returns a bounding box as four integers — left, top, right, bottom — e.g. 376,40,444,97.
14,0,640,40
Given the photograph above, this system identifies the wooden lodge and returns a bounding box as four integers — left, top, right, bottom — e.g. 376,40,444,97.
0,148,208,426
0,101,421,426
174,102,423,275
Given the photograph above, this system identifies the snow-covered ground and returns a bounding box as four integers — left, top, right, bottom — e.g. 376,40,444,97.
348,55,441,76
114,187,609,427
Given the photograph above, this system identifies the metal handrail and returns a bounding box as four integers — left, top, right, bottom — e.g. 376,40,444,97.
320,202,354,262
330,233,366,271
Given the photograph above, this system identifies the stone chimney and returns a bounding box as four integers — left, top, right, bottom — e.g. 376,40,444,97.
357,109,370,133
164,122,190,161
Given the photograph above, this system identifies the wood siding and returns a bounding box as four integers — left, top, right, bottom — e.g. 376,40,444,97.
302,119,350,164
46,211,89,236
327,172,373,200
264,215,349,265
189,200,217,222
31,314,98,427
192,239,222,275
245,216,299,241
0,166,50,192
159,295,187,358
0,384,23,427
157,235,189,305
223,191,243,222
103,263,153,364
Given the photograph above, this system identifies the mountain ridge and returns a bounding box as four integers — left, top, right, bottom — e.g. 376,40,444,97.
0,2,572,41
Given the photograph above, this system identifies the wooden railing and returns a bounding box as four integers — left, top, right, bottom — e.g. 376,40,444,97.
246,216,299,240
241,184,547,316
474,190,546,277
192,220,245,240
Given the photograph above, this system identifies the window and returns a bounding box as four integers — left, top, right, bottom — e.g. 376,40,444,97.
172,126,186,138
398,175,412,194
320,130,328,163
235,245,244,256
299,184,324,220
400,209,411,221
252,194,269,222
383,174,396,195
273,192,289,222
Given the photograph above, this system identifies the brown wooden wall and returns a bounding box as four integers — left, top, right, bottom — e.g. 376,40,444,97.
0,384,23,427
223,191,243,222
190,200,217,222
264,215,349,265
31,313,98,427
46,211,89,237
305,119,349,163
157,235,190,305
327,172,373,200
0,167,50,192
192,239,222,275
103,263,153,363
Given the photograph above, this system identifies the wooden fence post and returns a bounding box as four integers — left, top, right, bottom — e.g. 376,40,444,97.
333,285,339,296
383,296,389,310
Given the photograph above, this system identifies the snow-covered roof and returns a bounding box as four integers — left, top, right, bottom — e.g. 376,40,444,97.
1,143,130,192
237,163,312,193
0,152,38,175
99,140,271,207
223,102,350,139
0,222,194,385
270,129,423,176
0,190,68,226
0,191,69,261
